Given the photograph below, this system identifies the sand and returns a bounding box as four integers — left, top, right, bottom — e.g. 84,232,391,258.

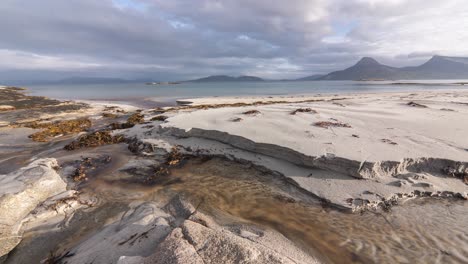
137,89,468,209
168,90,468,162
1,87,468,263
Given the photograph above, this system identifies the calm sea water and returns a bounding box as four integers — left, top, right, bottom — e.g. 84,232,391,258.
25,80,468,104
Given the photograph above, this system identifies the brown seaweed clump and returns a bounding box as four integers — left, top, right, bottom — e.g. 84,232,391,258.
127,113,145,124
313,121,352,129
64,131,125,150
144,147,188,184
150,115,169,121
109,113,145,130
102,112,118,118
290,108,318,115
27,118,92,142
242,110,261,115
71,156,112,182
407,101,428,108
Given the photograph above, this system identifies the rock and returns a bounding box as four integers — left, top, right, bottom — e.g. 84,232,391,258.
0,159,67,257
139,228,205,264
59,197,318,264
63,202,174,264
179,220,296,264
0,105,15,112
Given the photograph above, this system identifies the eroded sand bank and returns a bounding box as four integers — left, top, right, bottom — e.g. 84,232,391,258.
139,90,468,209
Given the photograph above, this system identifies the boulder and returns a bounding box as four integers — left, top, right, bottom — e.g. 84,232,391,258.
0,158,66,257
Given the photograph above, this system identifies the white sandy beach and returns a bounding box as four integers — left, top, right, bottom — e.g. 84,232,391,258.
134,90,468,209
1,87,467,263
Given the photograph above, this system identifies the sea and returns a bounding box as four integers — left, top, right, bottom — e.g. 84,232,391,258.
23,80,468,106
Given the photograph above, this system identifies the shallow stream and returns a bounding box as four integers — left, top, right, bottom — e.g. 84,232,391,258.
82,154,468,264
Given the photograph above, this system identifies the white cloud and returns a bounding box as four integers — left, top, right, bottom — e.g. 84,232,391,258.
0,49,102,70
0,0,467,79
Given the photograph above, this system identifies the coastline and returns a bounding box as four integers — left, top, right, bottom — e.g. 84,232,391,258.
1,86,467,263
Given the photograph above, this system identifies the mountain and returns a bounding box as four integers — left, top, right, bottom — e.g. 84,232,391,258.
294,74,324,81
54,77,134,84
188,75,264,82
319,57,399,80
400,55,468,79
318,56,468,80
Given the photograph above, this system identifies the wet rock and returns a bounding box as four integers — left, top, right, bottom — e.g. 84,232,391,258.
0,87,88,126
0,87,60,110
64,131,125,150
0,159,67,258
70,156,112,182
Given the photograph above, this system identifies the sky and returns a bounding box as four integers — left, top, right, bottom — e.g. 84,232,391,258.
0,0,467,81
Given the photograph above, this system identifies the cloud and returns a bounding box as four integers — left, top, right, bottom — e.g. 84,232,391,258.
0,0,467,80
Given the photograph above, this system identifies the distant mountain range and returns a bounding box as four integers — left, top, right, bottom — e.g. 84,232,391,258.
189,55,468,82
318,55,468,80
187,75,265,82
294,74,324,81
4,55,467,85
186,74,325,82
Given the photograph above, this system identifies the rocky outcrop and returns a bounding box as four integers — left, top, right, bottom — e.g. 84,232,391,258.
59,197,318,264
0,159,67,258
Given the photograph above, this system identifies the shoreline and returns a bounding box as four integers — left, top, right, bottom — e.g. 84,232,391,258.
1,86,467,263
15,81,468,108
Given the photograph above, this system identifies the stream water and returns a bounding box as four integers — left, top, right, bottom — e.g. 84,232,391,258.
78,153,468,264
